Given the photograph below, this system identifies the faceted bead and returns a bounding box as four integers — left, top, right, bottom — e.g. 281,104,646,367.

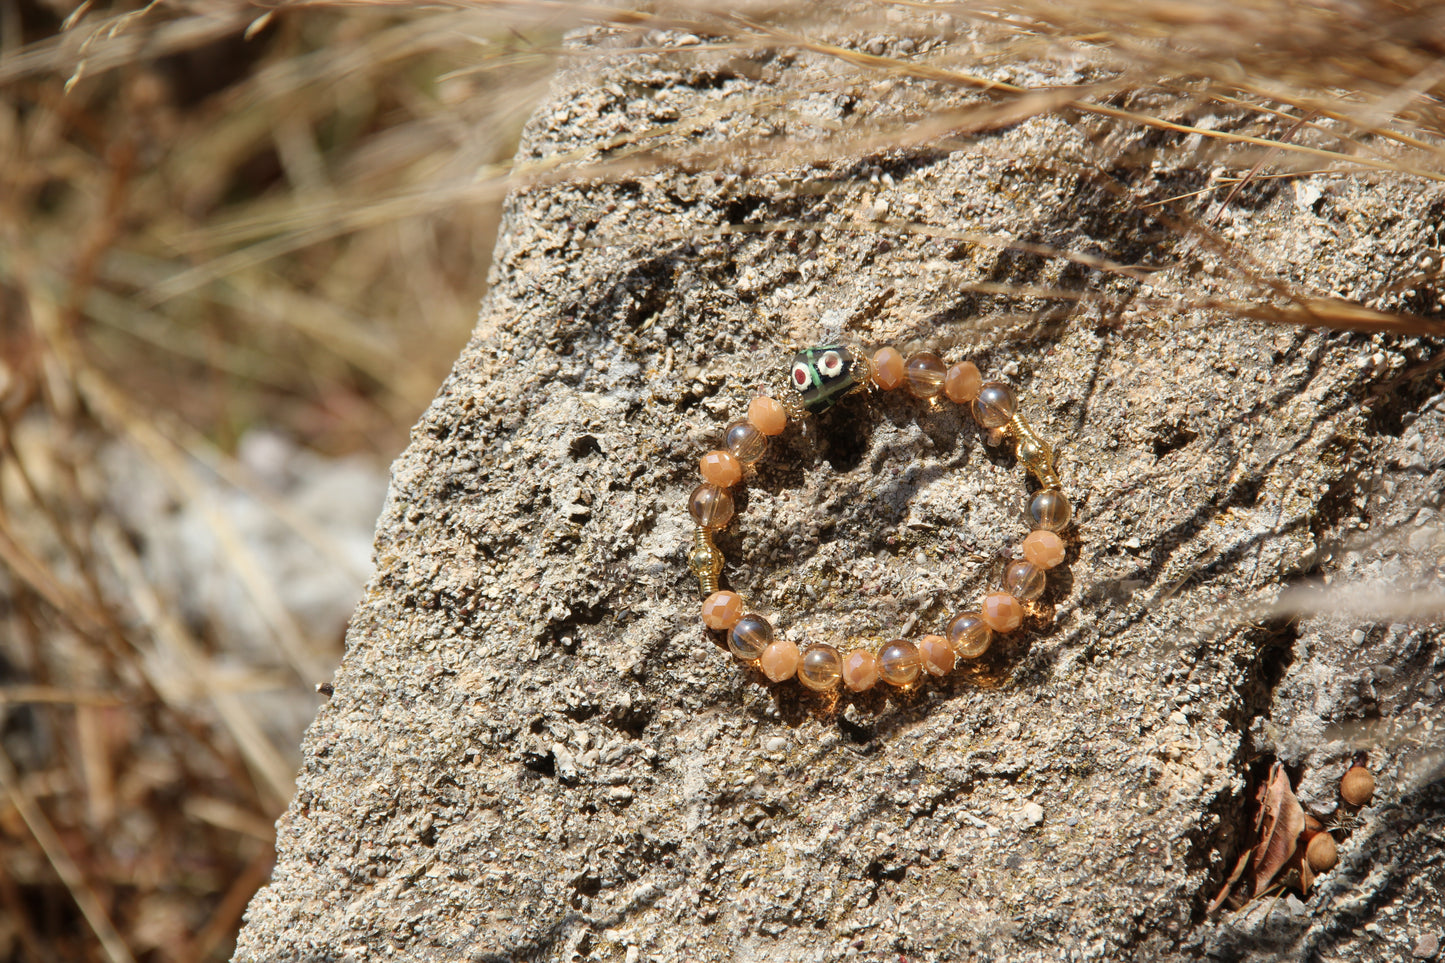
917,634,955,676
1029,490,1073,532
946,612,993,659
688,484,733,529
1004,560,1046,601
724,421,768,465
905,352,947,399
972,382,1017,429
701,591,744,630
759,639,801,682
871,347,905,390
981,593,1023,632
798,643,843,692
842,650,880,692
700,450,742,487
879,640,922,686
748,396,787,436
944,361,983,403
1022,530,1066,569
728,614,773,660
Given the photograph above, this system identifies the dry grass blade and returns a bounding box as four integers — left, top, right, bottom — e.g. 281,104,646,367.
0,749,137,963
93,518,296,810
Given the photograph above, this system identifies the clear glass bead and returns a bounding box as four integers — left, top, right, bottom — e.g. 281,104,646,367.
1029,489,1073,532
972,382,1017,429
688,483,733,529
946,611,993,659
905,352,947,399
798,643,843,692
879,640,922,686
728,614,773,660
1004,560,1046,601
725,421,768,465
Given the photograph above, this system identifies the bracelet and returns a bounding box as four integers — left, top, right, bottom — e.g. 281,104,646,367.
686,343,1073,696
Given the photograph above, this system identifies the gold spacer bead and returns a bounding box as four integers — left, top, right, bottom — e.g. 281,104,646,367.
1007,412,1062,491
688,526,724,596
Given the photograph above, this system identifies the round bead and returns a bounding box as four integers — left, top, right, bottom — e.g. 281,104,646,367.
1022,530,1066,568
699,450,742,487
798,643,843,692
944,361,983,403
972,382,1017,429
724,421,768,465
1340,765,1374,806
1028,489,1073,532
1004,561,1046,601
1306,832,1337,872
842,650,880,692
747,397,787,436
688,484,733,529
759,639,801,682
917,634,955,676
701,591,744,630
905,352,947,399
871,347,905,390
981,593,1023,632
728,614,773,660
879,640,922,686
945,612,992,658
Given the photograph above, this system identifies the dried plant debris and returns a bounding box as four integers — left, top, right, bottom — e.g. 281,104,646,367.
1210,759,1372,912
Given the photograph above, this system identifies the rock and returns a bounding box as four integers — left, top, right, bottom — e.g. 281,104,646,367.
234,11,1445,963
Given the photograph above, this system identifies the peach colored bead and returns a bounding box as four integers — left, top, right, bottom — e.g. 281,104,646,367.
917,635,955,676
871,347,905,390
759,639,801,682
699,450,742,487
701,591,744,630
944,361,983,403
747,397,787,436
1022,530,1066,568
981,593,1023,632
842,650,880,692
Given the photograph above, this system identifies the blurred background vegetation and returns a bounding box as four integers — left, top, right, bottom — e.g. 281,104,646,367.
1,2,560,959
1,0,1443,960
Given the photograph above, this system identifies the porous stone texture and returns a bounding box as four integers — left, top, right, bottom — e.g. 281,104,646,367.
235,23,1444,963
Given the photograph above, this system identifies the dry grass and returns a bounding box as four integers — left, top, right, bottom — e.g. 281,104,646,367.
0,1,1442,960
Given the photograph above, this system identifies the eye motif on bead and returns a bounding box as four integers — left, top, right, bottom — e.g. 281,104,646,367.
790,344,858,413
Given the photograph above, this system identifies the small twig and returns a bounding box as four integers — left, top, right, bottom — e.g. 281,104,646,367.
0,746,137,963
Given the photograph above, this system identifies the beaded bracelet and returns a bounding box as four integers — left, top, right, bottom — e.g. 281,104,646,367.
685,344,1073,695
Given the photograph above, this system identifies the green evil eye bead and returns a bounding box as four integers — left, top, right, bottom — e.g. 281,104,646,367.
790,345,858,413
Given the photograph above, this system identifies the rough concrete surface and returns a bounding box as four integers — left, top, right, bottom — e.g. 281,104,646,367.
235,21,1444,963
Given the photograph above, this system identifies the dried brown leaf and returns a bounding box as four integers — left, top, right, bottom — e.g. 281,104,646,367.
1251,762,1305,893
1207,848,1253,914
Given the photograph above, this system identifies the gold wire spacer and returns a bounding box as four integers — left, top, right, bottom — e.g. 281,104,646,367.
688,526,724,596
1006,412,1062,491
